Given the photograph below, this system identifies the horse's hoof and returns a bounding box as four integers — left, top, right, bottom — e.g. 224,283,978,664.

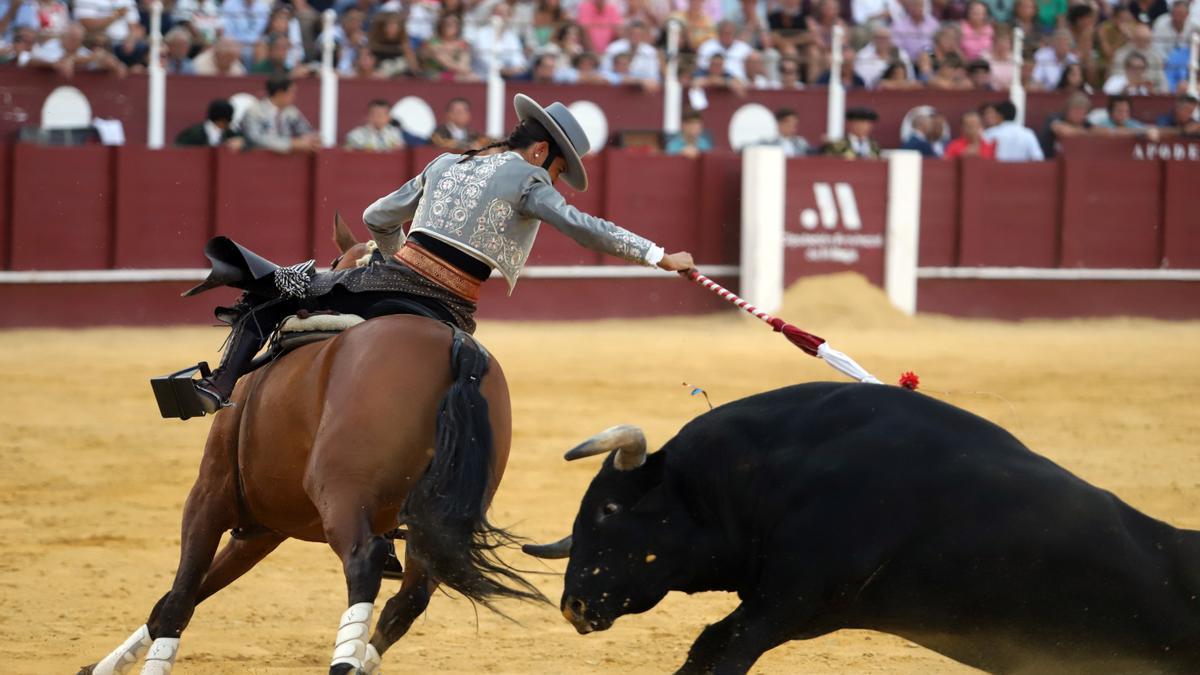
76,666,96,675
329,664,356,675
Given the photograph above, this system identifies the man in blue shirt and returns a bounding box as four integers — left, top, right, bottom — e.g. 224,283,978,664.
0,0,37,45
665,110,714,158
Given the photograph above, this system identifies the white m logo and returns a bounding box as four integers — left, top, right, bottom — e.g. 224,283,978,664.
800,182,862,231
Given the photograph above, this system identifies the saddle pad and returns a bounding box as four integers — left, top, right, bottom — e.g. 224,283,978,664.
279,313,365,334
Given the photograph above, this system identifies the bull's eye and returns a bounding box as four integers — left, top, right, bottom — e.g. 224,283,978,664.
601,502,620,517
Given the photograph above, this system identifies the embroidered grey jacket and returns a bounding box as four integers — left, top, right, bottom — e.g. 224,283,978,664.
362,151,663,292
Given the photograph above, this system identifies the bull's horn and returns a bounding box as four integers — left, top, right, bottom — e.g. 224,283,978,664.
564,425,647,471
522,535,573,559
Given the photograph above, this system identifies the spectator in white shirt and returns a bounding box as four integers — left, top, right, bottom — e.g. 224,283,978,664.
1110,24,1164,81
73,0,138,43
603,20,661,81
696,20,753,80
1152,0,1193,59
344,99,405,152
26,21,127,75
855,25,912,88
1102,52,1167,95
982,100,1045,161
193,36,248,75
743,49,776,87
852,0,891,26
1030,29,1076,90
467,2,528,78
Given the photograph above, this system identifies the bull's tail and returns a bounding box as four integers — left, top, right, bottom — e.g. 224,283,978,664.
402,329,547,611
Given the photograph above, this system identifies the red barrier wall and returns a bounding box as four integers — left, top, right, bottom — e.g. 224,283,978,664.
11,144,114,270
958,159,1061,267
311,149,412,264
1163,162,1200,269
0,143,10,268
213,150,314,263
114,146,214,268
1060,136,1200,160
0,142,1197,326
603,151,702,265
917,279,1200,320
918,159,959,267
1059,159,1163,268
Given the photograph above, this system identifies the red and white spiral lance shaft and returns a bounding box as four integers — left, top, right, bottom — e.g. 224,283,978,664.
683,269,883,385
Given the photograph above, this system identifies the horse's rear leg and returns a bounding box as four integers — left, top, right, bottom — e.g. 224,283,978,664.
194,532,286,603
369,551,437,659
322,503,390,675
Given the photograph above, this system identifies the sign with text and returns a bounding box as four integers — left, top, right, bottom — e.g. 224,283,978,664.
783,158,889,285
1060,136,1200,161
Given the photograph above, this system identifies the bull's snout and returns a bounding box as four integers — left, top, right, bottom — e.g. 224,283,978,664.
562,596,611,634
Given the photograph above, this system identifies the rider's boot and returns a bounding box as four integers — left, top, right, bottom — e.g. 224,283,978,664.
192,315,268,413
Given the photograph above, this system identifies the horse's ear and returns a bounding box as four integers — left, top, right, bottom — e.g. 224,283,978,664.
333,211,360,254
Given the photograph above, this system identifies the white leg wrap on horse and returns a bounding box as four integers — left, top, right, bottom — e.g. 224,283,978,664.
139,637,181,674
362,644,382,674
330,602,374,670
92,625,153,675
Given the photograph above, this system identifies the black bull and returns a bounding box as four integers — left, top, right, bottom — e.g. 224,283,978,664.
525,382,1200,674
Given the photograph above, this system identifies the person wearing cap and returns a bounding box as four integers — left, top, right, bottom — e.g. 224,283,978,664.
183,94,695,413
821,107,881,159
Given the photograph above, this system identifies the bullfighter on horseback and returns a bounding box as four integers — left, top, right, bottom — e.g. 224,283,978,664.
156,93,694,419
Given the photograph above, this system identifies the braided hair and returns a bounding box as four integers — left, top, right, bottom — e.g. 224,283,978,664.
458,118,563,170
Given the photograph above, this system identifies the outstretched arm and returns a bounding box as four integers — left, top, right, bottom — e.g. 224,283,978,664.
362,166,433,256
521,180,693,270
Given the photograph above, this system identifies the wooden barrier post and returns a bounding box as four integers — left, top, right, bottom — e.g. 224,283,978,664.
1011,27,1026,126
739,145,785,314
884,150,923,316
485,15,505,140
147,1,165,149
319,9,338,148
825,25,845,142
663,20,682,135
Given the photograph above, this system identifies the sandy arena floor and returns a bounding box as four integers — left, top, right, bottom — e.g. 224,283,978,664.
2,273,1199,674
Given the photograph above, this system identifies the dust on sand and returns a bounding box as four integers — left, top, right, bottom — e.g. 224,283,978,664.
2,274,1199,674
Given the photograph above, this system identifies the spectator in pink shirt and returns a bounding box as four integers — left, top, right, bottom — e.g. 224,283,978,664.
577,0,623,53
891,0,940,60
959,0,994,60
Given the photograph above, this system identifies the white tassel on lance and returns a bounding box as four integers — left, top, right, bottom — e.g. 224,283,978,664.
817,342,883,385
139,637,180,674
331,601,375,670
91,625,153,675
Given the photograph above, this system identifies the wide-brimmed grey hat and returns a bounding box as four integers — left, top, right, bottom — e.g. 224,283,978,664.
513,93,590,191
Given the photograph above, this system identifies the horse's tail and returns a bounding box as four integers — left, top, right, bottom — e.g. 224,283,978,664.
402,328,547,611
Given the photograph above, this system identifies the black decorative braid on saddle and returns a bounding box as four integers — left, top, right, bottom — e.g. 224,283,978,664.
274,260,316,298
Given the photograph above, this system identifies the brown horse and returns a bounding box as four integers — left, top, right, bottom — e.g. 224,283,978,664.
79,223,543,675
